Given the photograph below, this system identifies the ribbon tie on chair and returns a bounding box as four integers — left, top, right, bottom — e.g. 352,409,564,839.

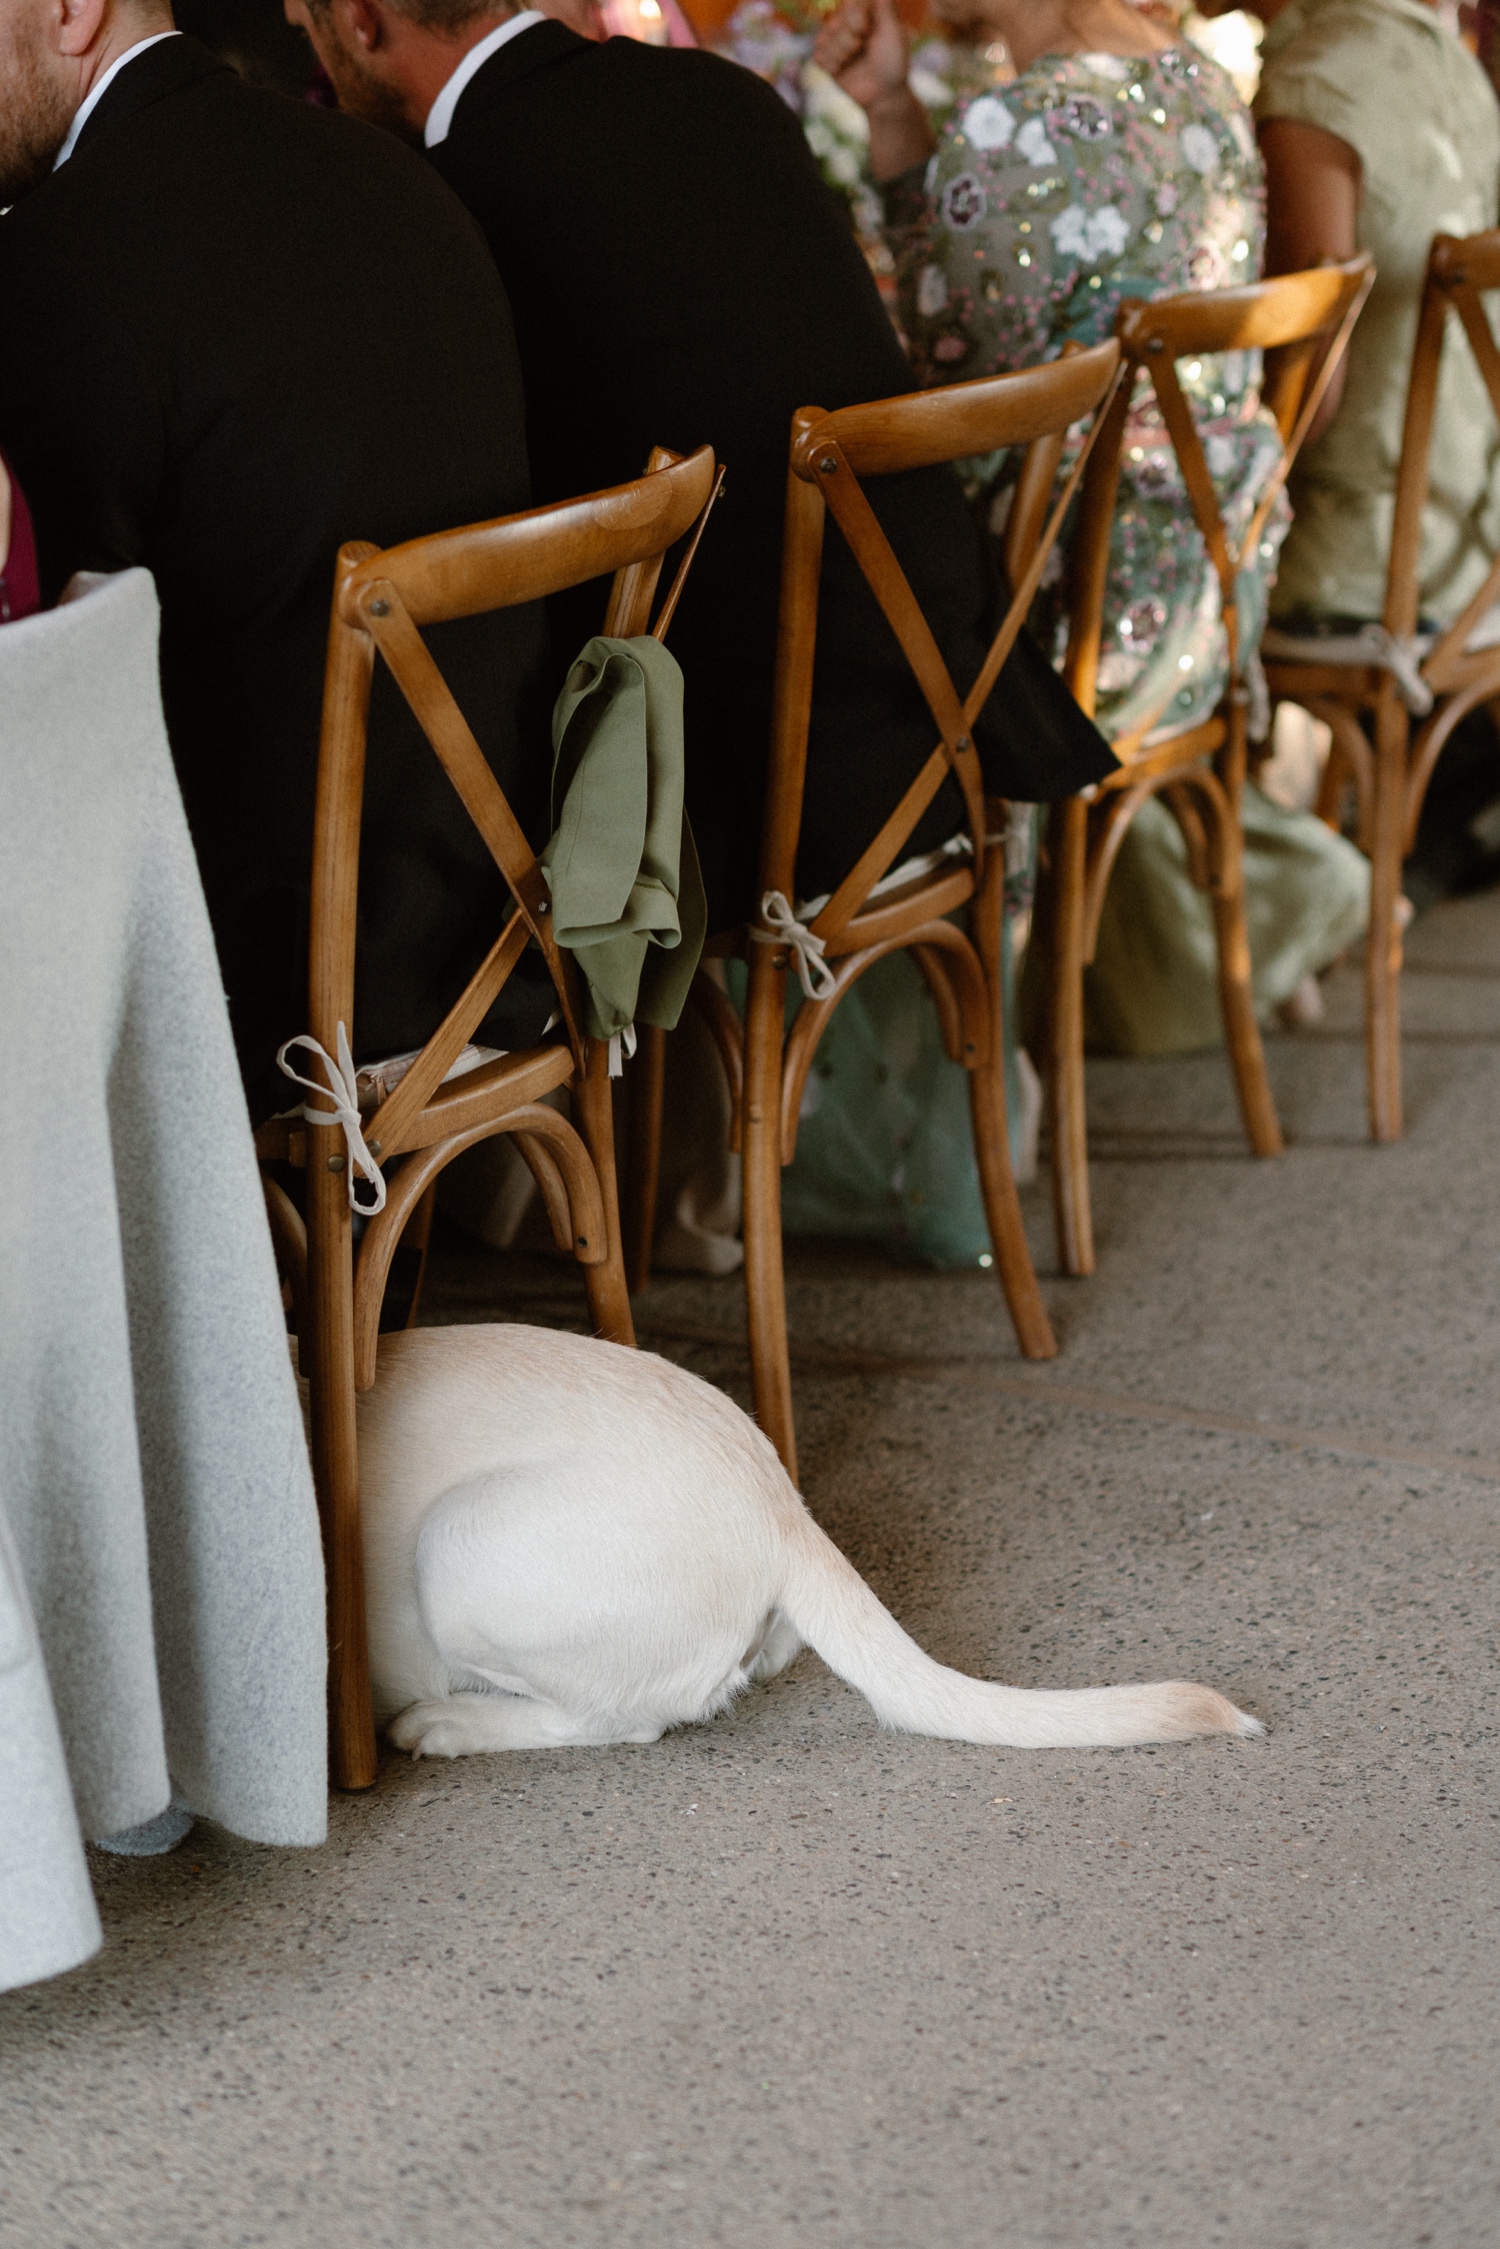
275,1026,388,1215
751,889,838,1002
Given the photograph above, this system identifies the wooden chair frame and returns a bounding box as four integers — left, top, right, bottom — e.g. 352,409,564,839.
255,444,718,1787
629,344,1124,1480
1263,229,1500,1141
1042,256,1374,1276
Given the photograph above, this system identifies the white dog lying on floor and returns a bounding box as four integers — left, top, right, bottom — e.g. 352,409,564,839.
336,1325,1262,1757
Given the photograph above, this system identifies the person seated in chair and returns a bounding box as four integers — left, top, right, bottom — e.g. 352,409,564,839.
1246,0,1500,901
0,0,553,1120
817,0,1370,1061
282,0,1122,933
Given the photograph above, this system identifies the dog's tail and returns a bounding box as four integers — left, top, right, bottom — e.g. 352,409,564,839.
777,1513,1261,1749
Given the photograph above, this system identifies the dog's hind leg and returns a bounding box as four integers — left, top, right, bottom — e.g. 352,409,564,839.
745,1611,803,1683
388,1692,665,1760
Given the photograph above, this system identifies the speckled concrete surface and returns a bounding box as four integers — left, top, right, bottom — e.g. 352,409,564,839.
2,895,1497,2249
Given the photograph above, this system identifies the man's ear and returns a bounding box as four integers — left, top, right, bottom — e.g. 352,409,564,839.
343,0,389,51
56,0,112,59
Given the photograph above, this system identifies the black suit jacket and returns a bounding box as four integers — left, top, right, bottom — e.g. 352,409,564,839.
0,38,553,1117
431,23,1116,922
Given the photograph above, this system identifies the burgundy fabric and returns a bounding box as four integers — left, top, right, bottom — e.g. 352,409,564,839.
1,453,40,623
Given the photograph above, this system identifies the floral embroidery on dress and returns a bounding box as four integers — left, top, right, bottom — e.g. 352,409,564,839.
883,43,1284,743
940,173,987,230
963,94,1014,152
1053,94,1112,140
1014,116,1059,166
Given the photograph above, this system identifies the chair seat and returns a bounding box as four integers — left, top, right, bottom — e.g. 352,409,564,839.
1100,714,1226,784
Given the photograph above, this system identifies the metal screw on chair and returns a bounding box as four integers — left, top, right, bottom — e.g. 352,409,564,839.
577,1235,589,1248
1147,338,1165,355
327,1153,346,1173
955,734,971,753
818,455,839,474
367,1140,382,1160
367,599,390,616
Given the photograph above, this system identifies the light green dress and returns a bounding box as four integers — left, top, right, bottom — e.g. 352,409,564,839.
1257,0,1500,627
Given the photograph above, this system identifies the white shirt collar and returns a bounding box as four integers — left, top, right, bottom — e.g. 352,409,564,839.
53,32,180,170
424,12,545,148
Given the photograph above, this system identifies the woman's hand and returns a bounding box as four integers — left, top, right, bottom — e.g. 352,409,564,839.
814,0,934,180
815,0,909,111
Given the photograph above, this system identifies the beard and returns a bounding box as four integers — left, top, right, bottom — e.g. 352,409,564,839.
0,27,74,204
317,43,420,141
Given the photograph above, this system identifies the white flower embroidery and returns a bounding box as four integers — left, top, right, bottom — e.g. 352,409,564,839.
940,172,987,231
1079,51,1129,81
962,94,1015,153
1050,202,1129,262
1179,123,1220,176
1015,116,1058,167
916,263,950,316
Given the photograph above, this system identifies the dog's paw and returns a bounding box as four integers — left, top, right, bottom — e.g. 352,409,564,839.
388,1699,472,1759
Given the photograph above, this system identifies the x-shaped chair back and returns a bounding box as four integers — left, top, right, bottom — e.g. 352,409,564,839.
314,445,719,1162
1066,256,1374,746
760,341,1124,955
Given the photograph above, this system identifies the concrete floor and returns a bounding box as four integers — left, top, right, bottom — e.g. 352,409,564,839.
3,893,1498,2249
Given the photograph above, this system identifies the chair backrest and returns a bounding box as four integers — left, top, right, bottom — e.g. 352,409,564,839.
761,341,1123,951
1385,228,1500,682
1064,257,1373,728
308,445,718,1161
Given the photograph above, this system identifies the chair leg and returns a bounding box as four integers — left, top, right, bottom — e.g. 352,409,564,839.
1366,700,1407,1143
969,843,1057,1360
573,1038,637,1346
623,1022,667,1293
1204,784,1284,1157
305,1158,378,1791
741,947,798,1482
1046,795,1095,1276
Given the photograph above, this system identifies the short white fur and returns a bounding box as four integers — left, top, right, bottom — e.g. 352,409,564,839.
338,1325,1263,1758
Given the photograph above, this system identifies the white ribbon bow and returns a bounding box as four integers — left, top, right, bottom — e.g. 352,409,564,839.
1358,626,1435,716
752,889,838,1002
275,1025,388,1216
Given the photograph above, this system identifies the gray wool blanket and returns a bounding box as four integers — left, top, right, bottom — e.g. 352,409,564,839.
0,571,326,1995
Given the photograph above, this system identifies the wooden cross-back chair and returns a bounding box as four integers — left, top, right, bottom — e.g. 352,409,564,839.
255,443,718,1788
1042,255,1374,1277
629,343,1123,1481
1262,228,1500,1142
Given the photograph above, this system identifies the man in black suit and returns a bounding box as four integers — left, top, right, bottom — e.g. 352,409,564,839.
0,0,552,1118
286,0,1117,925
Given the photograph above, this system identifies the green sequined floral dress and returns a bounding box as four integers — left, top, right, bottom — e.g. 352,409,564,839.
882,43,1367,1058
886,44,1280,741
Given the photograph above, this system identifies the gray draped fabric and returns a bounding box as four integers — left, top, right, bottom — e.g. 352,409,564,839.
0,571,327,1995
